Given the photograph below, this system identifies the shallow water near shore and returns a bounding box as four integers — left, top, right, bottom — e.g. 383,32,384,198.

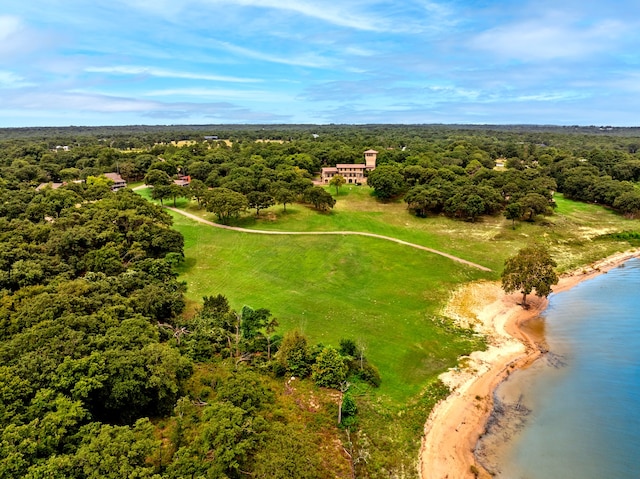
477,258,640,479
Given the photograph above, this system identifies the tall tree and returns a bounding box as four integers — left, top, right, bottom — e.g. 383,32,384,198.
272,186,296,212
246,191,275,216
501,245,559,307
329,174,346,195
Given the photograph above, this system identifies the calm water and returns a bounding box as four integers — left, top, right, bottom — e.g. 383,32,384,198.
485,258,640,479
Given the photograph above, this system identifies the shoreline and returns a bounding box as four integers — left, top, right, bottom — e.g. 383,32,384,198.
419,249,640,479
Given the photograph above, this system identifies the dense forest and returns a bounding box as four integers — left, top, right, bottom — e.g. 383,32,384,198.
1,124,640,478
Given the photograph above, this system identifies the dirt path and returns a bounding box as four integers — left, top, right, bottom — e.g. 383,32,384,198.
164,206,492,271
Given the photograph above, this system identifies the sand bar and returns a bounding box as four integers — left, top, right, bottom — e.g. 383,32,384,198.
419,250,640,479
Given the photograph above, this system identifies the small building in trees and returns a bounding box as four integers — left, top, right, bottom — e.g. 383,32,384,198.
173,175,191,187
36,182,64,191
321,149,377,185
103,172,127,191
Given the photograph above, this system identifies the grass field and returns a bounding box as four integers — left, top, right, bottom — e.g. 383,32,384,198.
172,211,487,401
136,185,640,472
136,185,640,401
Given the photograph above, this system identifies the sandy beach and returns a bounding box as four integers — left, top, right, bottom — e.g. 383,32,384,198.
419,250,640,479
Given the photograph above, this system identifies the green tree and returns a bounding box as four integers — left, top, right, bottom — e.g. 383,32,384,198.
197,401,268,477
144,169,171,187
501,245,558,308
275,329,312,377
247,191,275,216
203,188,248,224
86,175,113,189
504,201,523,228
187,178,207,207
329,174,346,195
367,164,406,199
150,184,172,206
264,316,280,361
302,186,335,211
168,184,186,207
405,185,447,216
65,419,161,479
312,347,347,388
519,193,552,221
252,423,323,479
614,191,640,218
42,188,82,218
272,186,296,212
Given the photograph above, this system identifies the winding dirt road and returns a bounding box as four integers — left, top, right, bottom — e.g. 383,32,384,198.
164,206,491,272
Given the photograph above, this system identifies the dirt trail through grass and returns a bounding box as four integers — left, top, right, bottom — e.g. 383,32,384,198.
165,206,491,271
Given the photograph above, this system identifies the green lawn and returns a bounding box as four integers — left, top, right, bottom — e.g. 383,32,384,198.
137,185,640,401
173,211,487,401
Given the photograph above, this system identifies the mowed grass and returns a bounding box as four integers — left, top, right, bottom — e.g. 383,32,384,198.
172,210,488,401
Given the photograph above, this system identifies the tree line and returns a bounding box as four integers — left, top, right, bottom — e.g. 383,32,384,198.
2,125,640,224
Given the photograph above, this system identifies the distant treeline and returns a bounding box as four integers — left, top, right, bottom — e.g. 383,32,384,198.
2,124,640,222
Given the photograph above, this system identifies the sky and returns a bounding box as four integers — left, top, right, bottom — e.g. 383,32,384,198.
1,0,640,127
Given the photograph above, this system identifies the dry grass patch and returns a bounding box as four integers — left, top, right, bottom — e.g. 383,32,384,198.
442,281,503,331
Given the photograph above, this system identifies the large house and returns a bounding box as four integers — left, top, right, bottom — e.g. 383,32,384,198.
103,172,127,191
321,149,378,185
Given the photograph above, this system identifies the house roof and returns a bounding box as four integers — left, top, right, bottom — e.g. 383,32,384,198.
104,172,125,183
36,182,64,191
336,163,366,169
321,167,338,173
364,149,378,154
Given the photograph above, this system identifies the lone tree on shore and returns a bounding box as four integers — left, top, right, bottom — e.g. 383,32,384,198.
501,244,559,308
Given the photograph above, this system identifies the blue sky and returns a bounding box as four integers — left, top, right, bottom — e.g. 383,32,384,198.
1,0,639,127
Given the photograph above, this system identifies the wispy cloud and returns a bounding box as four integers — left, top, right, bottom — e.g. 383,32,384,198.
215,41,335,68
143,87,292,102
0,89,289,122
0,14,56,59
124,0,390,32
0,71,34,89
214,0,382,31
85,65,261,83
471,13,628,61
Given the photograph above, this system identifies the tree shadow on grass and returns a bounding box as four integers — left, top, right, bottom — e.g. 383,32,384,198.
177,257,197,274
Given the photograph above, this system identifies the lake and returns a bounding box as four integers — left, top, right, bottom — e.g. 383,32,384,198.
477,258,640,479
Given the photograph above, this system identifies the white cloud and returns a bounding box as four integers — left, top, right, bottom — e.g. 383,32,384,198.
2,91,160,113
85,65,261,83
143,87,291,102
0,15,48,59
0,88,290,122
512,92,587,102
221,0,384,31
0,71,34,88
470,9,628,62
122,0,423,32
215,41,335,68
